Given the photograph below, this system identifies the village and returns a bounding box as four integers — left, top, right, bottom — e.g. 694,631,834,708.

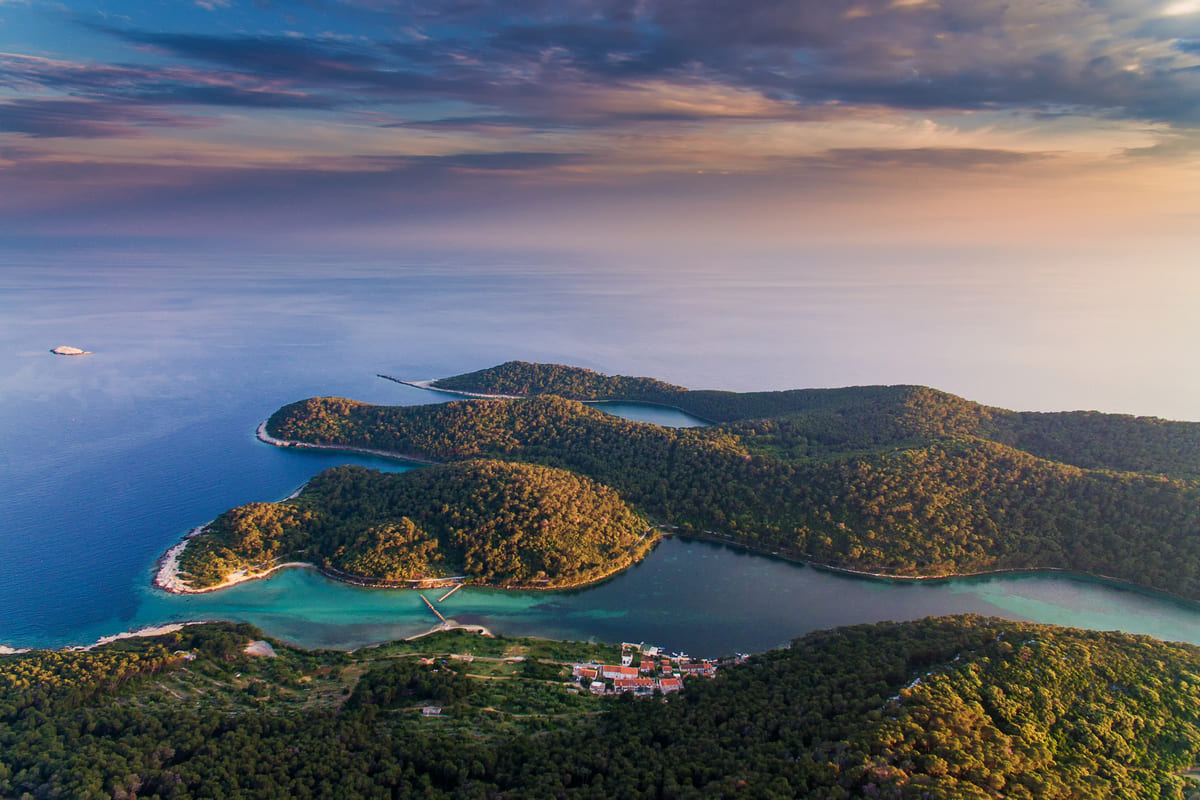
570,642,744,697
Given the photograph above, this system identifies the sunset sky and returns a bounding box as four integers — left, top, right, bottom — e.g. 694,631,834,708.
2,0,1198,253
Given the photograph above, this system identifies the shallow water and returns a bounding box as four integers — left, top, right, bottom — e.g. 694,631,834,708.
112,538,1200,657
3,251,1198,655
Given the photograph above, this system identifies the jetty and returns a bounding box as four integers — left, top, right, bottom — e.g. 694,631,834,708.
420,594,446,622
438,583,466,602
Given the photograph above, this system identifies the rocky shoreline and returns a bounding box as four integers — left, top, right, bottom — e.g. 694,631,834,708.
255,420,441,465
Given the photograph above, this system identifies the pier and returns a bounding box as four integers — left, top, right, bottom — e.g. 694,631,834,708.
420,594,446,622
438,583,466,602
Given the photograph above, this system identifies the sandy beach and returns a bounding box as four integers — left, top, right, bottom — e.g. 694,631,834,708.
146,419,441,594
154,543,317,595
152,525,209,593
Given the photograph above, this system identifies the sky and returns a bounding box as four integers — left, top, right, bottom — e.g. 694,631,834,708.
4,1,1200,419
1,0,1198,253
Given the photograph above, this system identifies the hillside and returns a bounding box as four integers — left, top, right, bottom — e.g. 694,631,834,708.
4,617,1200,798
266,387,1200,601
433,361,1200,479
176,459,654,590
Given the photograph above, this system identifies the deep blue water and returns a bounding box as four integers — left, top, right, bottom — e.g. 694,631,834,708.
3,251,1199,655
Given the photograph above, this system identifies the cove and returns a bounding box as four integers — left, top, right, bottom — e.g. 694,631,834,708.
131,398,1200,656
411,388,711,429
126,536,1200,657
8,257,1199,659
585,401,708,428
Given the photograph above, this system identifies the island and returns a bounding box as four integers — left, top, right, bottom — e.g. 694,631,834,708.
224,361,1200,604
160,459,656,592
5,615,1200,797
49,345,92,356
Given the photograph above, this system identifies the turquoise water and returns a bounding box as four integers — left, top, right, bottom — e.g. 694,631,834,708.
119,538,1200,656
585,401,708,428
3,251,1199,655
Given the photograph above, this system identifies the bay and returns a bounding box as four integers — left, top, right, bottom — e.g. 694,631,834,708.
2,250,1198,655
121,537,1200,657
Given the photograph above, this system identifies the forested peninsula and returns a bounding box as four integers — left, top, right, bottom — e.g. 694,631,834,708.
170,460,654,592
6,615,1200,798
261,361,1200,602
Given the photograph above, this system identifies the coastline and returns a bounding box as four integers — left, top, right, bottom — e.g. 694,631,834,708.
807,561,1200,609
154,448,662,596
152,518,315,595
674,529,1200,610
70,623,188,651
152,524,210,593
137,407,1200,646
585,398,718,426
377,374,521,400
256,420,442,465
258,409,1191,605
379,374,719,425
157,558,320,595
150,423,443,596
404,620,494,641
156,537,661,597
152,468,314,595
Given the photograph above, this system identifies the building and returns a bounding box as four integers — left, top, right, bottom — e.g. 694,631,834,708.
679,661,716,677
601,664,639,680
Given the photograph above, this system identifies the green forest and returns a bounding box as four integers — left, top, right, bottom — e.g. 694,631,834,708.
263,363,1200,601
178,460,654,590
434,361,1200,479
5,616,1200,798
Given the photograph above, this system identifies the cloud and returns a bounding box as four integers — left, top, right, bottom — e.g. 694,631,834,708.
816,147,1052,170
1163,0,1200,15
88,0,1200,128
358,151,587,171
1120,129,1200,159
95,27,384,80
0,98,212,138
0,52,338,110
0,0,1197,243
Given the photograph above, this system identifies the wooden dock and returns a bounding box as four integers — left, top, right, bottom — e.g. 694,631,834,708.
420,594,446,622
438,583,465,602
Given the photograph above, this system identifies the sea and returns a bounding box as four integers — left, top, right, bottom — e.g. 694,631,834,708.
3,246,1199,656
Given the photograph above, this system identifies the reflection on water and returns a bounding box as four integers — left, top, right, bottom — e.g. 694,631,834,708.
587,401,708,428
3,253,1200,654
128,538,1200,657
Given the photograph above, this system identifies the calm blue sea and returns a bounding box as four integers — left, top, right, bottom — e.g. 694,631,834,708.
3,248,1199,655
